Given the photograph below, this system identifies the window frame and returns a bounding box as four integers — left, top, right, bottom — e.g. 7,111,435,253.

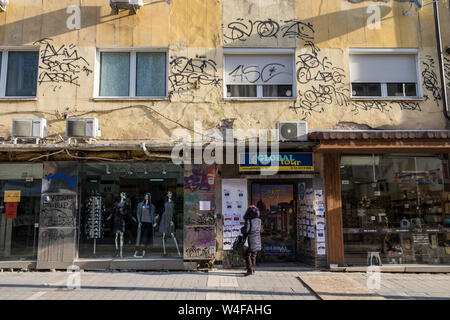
348,48,423,100
0,47,40,99
94,47,169,100
223,48,297,101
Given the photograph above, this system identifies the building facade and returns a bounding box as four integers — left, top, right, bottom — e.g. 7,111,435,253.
0,0,449,270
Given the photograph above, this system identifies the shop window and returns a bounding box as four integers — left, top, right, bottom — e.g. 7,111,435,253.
0,164,43,261
349,50,420,99
97,50,167,98
78,163,183,259
224,49,295,99
341,154,450,266
0,50,39,97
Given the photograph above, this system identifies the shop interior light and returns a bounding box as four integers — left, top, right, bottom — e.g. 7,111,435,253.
150,178,164,182
106,165,112,175
161,168,167,175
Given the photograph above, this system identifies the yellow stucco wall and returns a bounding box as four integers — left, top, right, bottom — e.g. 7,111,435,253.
0,0,448,142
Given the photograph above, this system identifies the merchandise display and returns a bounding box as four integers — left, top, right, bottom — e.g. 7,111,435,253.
341,154,450,266
85,195,105,240
298,186,327,261
77,162,184,259
84,194,106,256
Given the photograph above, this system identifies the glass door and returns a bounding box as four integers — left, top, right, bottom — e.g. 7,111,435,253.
0,179,42,261
251,183,296,262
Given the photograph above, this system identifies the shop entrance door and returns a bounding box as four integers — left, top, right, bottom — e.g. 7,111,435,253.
0,180,41,261
251,183,296,262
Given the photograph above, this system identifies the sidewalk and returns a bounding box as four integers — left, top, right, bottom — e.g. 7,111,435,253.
0,269,449,300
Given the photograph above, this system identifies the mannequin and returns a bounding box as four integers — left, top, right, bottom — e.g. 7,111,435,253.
112,192,136,258
160,191,181,256
134,193,157,258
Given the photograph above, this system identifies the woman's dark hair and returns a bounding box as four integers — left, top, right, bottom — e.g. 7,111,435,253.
244,205,260,220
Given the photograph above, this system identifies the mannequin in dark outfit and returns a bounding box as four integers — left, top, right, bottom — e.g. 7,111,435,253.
112,192,136,258
160,191,181,256
134,193,157,258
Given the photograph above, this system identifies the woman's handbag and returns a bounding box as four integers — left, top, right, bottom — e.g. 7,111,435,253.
232,235,245,251
233,219,252,259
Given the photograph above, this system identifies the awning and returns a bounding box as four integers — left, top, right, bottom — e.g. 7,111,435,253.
309,130,450,153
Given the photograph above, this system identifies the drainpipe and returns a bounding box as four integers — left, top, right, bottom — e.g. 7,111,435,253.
432,1,450,122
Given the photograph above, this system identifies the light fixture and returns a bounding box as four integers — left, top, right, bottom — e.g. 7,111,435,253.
128,166,134,175
161,167,167,175
144,167,148,175
150,178,164,182
106,165,112,175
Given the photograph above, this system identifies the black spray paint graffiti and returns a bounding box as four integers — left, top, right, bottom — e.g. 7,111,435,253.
351,101,392,114
223,19,317,52
33,38,92,88
422,55,442,102
444,57,450,89
228,63,292,84
290,37,422,118
185,214,215,226
395,101,421,112
291,52,350,119
168,56,221,100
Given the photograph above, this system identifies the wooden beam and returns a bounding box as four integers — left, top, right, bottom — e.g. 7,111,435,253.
314,139,450,153
324,153,345,266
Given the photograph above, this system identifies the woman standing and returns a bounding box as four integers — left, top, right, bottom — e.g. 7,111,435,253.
241,205,262,276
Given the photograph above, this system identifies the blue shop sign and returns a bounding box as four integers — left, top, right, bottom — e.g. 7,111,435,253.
239,153,314,172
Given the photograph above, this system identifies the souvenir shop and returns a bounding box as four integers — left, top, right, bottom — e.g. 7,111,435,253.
311,130,450,267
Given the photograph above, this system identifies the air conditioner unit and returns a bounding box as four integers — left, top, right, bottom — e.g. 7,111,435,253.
12,118,48,143
110,0,143,14
0,0,9,12
66,118,101,140
276,121,308,142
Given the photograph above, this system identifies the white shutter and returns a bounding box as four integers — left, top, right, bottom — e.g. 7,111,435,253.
350,54,418,83
224,54,294,85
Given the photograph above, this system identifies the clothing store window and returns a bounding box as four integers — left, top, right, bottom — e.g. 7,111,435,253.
341,154,450,266
77,163,183,259
97,50,167,98
0,163,43,261
0,50,39,97
224,49,295,99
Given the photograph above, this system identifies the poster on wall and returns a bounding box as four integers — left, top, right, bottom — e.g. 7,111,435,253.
317,242,326,255
5,202,18,219
4,190,21,202
222,179,248,250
